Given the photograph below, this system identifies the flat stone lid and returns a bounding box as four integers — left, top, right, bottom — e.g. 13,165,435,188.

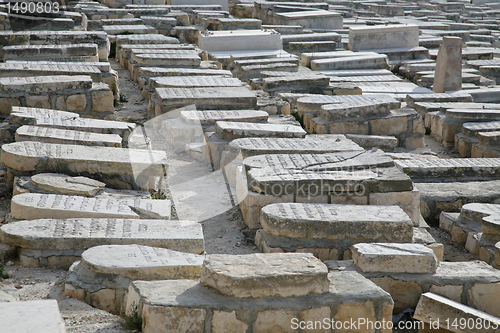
260,203,413,241
482,215,500,236
215,121,306,140
31,173,106,197
352,243,438,273
0,300,66,333
0,218,204,254
81,245,203,280
180,110,268,125
460,203,500,223
200,253,329,298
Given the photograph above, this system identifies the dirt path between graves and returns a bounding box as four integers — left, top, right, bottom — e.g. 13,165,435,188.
0,60,478,333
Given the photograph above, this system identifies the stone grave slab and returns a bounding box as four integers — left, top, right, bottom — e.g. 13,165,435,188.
130,52,201,67
149,76,244,89
151,87,257,116
0,62,102,82
0,75,92,94
65,245,204,314
180,110,268,125
15,125,122,147
349,25,419,51
301,51,378,67
80,245,203,280
395,158,500,181
14,117,134,144
414,292,500,333
103,24,157,35
9,107,80,125
433,37,462,93
320,100,391,121
260,203,413,242
228,136,364,159
115,34,179,46
1,142,167,190
310,54,389,71
200,253,328,298
296,94,400,114
11,193,171,220
30,173,105,197
274,10,343,30
0,300,66,333
243,150,394,172
215,121,306,140
352,243,438,273
2,44,99,62
0,218,204,255
198,30,282,52
406,92,473,108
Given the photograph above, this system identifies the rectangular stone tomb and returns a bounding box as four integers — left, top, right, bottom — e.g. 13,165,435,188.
15,125,122,147
215,121,306,140
296,94,401,115
11,193,171,220
0,75,91,94
243,150,394,173
348,25,419,51
414,292,500,332
9,107,80,125
310,54,390,71
126,268,393,333
406,92,473,108
198,30,282,52
3,43,99,62
320,100,392,121
115,34,179,47
0,218,204,267
0,76,114,118
201,253,328,298
130,52,201,67
148,76,245,89
1,142,167,190
149,87,257,117
28,117,135,142
228,136,364,160
0,300,66,333
65,245,204,314
273,10,343,30
181,110,268,125
258,204,413,258
246,166,413,197
352,243,438,274
0,62,102,82
395,158,500,181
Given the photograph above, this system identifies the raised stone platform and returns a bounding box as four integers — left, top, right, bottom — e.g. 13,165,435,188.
126,253,393,333
65,245,203,314
0,218,204,268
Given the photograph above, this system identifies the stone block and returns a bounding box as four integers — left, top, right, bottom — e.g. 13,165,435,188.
25,95,50,109
200,253,328,298
352,243,438,273
66,94,87,112
91,90,114,113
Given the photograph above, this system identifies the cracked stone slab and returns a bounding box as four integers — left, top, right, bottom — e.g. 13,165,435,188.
31,173,106,197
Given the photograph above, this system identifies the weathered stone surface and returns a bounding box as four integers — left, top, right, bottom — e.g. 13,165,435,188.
180,110,268,125
244,150,394,172
1,142,167,187
200,253,329,298
31,173,105,197
260,203,413,242
216,121,306,140
352,243,438,273
0,218,204,254
229,136,364,159
9,106,80,125
81,245,203,280
11,193,171,220
15,125,122,147
349,24,419,51
414,292,500,332
433,37,462,93
149,76,244,89
0,300,66,333
320,100,392,121
0,75,92,94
